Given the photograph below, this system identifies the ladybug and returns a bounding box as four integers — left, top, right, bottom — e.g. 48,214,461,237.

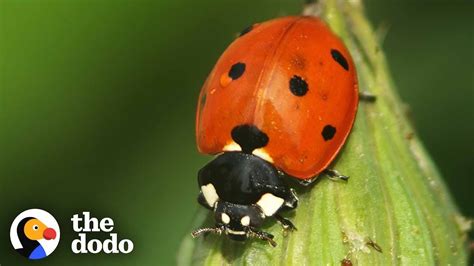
192,16,368,246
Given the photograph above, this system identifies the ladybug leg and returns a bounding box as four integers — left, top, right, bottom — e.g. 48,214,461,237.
247,228,277,247
359,91,377,102
301,178,319,186
282,188,298,210
274,214,297,231
324,168,350,181
296,169,350,185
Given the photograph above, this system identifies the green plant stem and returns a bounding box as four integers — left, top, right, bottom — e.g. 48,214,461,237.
177,0,470,265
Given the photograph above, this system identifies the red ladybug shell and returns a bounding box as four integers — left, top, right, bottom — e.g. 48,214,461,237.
196,16,358,180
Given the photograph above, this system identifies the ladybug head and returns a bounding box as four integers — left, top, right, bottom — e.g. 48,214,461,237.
191,201,276,246
213,201,265,241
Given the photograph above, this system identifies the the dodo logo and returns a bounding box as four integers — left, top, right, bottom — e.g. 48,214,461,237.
10,209,60,260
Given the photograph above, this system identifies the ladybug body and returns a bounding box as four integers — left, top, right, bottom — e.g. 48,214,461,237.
193,16,358,245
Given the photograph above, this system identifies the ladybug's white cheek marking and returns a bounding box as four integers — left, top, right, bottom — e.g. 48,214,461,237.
252,148,274,163
256,193,284,217
221,213,230,224
201,184,219,208
240,216,250,226
223,141,242,152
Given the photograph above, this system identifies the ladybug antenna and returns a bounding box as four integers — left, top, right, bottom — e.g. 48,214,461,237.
247,229,277,247
191,226,224,238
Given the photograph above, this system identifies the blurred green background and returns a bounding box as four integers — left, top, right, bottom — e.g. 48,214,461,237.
0,0,472,265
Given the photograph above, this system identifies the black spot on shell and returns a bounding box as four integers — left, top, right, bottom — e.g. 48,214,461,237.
231,124,269,153
322,125,336,141
229,62,246,80
239,25,253,36
289,75,308,96
331,49,349,71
